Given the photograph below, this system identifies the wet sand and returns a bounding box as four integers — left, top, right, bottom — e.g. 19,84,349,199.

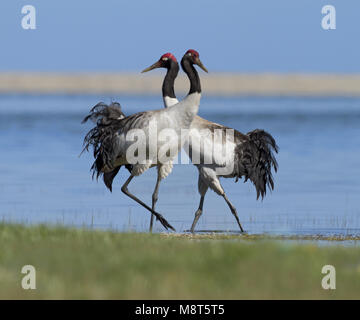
1,72,360,96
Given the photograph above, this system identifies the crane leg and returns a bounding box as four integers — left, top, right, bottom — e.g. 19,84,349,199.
121,174,175,232
190,195,205,233
190,175,208,233
149,174,162,232
222,193,244,232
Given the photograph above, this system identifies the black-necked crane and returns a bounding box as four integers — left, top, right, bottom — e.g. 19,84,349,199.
143,49,279,233
82,50,208,232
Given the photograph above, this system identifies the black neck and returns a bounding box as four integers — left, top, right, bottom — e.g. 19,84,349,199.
181,57,201,95
162,60,179,99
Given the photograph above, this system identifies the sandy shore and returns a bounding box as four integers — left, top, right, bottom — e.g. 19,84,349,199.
1,72,360,96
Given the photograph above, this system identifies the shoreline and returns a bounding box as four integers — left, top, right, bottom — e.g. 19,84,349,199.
1,72,360,96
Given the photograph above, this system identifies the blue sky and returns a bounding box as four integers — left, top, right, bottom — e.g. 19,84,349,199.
0,0,359,72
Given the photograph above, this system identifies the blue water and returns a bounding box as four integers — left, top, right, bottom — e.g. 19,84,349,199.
0,94,359,236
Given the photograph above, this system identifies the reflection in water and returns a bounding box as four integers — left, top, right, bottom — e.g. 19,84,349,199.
0,95,359,236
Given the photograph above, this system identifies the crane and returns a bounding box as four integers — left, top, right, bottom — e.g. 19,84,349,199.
82,50,208,232
143,49,278,233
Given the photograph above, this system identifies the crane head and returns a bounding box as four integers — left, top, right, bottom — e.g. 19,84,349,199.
141,52,177,73
183,49,208,73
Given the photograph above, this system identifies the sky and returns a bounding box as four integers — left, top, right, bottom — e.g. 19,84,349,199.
0,0,359,73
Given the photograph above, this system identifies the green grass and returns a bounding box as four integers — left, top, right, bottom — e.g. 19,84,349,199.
0,223,359,299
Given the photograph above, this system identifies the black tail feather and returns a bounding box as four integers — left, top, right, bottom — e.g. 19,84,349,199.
82,102,125,125
103,164,133,192
81,102,126,185
103,167,121,192
235,129,279,199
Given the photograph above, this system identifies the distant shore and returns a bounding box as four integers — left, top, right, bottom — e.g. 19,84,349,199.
1,72,360,96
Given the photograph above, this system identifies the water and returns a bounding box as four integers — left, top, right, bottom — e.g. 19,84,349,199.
0,94,359,236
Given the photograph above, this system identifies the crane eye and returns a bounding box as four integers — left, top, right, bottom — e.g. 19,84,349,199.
187,52,192,56
162,57,168,61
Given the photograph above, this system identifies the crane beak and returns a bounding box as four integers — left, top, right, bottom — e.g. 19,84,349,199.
141,61,162,73
195,58,208,73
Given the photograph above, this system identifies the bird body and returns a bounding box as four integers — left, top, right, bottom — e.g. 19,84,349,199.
149,50,278,232
82,50,208,232
98,92,200,177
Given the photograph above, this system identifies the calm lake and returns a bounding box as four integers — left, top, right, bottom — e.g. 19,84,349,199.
0,94,359,236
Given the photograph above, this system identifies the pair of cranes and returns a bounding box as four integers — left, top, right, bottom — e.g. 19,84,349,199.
82,49,278,233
